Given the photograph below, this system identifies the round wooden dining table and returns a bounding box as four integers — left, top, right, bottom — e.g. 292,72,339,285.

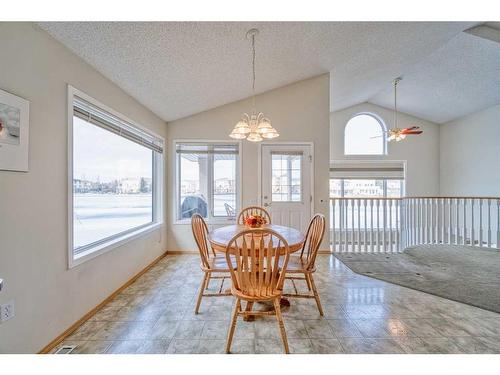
208,224,306,254
208,224,305,318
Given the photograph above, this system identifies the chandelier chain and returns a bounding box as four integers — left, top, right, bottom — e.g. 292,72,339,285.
251,33,256,110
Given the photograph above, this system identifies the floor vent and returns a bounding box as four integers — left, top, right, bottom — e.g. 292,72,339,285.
54,345,77,354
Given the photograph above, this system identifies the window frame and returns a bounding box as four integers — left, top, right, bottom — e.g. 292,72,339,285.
67,86,164,269
344,112,387,156
173,139,242,225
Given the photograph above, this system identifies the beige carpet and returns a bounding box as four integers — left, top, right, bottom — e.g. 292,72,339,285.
334,244,500,313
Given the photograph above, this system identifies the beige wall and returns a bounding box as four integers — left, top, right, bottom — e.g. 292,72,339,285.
440,104,500,196
0,23,167,353
330,102,440,196
167,74,330,251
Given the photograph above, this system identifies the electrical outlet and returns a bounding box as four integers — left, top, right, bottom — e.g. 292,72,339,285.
0,300,15,322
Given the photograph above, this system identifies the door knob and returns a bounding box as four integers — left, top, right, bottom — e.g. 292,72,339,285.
263,203,269,207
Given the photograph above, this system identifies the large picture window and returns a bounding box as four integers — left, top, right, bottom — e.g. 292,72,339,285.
69,88,163,266
176,142,240,222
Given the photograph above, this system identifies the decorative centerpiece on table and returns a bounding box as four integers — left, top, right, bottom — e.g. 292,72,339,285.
244,214,268,229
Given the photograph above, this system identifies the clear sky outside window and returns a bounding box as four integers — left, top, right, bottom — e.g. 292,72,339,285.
344,114,386,155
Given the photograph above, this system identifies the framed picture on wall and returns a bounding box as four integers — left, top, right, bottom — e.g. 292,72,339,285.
0,88,30,172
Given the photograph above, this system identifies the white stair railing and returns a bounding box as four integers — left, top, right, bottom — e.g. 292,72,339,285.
330,197,402,253
330,197,500,253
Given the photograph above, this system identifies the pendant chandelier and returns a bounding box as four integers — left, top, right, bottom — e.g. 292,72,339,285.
229,29,279,142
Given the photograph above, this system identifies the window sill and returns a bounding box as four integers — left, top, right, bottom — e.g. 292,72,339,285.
69,222,163,269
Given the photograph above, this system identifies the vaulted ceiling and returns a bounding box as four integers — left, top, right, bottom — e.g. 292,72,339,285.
38,21,499,124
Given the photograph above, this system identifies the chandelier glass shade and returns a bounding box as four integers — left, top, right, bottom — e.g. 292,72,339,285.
230,112,279,141
229,29,279,142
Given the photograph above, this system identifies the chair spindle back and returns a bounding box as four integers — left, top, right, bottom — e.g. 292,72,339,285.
300,214,326,271
225,229,289,298
191,213,215,269
237,206,271,225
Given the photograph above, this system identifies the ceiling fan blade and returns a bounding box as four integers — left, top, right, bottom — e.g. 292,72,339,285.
403,131,423,135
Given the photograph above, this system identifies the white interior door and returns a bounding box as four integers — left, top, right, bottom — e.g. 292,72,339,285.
261,143,312,232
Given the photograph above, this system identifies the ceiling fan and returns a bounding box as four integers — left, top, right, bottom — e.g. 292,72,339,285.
373,77,423,142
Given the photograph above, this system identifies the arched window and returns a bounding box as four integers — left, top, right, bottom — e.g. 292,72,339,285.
344,113,386,155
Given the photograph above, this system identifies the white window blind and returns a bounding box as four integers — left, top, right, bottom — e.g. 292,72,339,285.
73,96,164,154
330,161,404,180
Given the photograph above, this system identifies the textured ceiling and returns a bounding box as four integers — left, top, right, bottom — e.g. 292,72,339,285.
369,29,500,123
38,22,482,122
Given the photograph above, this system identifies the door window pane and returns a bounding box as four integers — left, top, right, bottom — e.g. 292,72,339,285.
73,116,153,250
272,153,302,202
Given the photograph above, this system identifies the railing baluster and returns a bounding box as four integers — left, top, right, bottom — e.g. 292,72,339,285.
357,199,361,253
430,198,434,244
376,200,380,253
471,198,475,246
413,198,417,246
351,199,355,252
382,199,387,253
434,198,438,244
417,199,424,243
363,199,367,253
448,198,452,244
333,199,344,253
341,199,346,252
455,198,459,245
438,199,446,244
424,198,428,244
396,199,400,252
479,199,483,247
463,198,467,245
370,199,374,253
497,199,500,249
487,198,492,248
332,198,336,252
388,199,393,253
412,198,416,246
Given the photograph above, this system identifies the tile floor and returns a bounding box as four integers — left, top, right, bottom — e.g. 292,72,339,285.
53,255,500,354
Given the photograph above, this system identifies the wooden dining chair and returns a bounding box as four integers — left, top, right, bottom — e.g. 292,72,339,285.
191,214,231,314
283,214,326,316
237,206,271,225
224,228,291,354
